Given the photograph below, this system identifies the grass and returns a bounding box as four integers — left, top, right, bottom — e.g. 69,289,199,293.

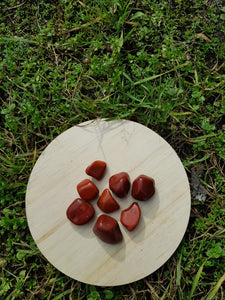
0,0,225,299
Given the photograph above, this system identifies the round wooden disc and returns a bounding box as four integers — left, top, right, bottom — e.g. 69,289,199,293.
26,119,190,286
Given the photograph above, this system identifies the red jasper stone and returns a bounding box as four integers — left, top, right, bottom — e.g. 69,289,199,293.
93,215,123,244
120,202,141,231
66,198,95,225
132,175,155,201
85,160,106,180
77,179,99,200
97,189,120,213
109,172,130,198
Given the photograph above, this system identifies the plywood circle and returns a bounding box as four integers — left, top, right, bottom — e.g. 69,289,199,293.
26,119,191,286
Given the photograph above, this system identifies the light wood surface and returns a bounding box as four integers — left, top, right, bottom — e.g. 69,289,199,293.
26,119,191,286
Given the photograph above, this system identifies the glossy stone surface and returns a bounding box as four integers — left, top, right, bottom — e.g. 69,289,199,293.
93,215,123,244
120,202,141,231
66,198,95,225
132,175,155,201
97,188,120,213
77,179,99,200
85,160,106,180
109,172,130,198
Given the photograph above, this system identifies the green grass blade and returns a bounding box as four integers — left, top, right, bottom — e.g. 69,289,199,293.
122,72,134,84
51,289,71,300
161,277,173,300
187,262,205,300
183,154,211,167
206,273,225,300
134,62,190,85
0,36,39,44
176,254,182,287
176,254,183,300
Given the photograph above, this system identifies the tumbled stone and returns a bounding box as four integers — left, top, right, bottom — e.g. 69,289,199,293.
109,172,130,198
85,160,106,180
93,214,123,244
66,198,95,225
132,175,155,201
120,202,141,231
97,188,120,213
77,179,99,200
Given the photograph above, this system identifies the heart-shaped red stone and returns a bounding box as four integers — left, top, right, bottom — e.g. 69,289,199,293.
85,160,106,180
93,214,123,244
132,175,155,201
109,172,130,198
66,198,95,225
97,188,120,213
77,179,99,200
120,202,141,231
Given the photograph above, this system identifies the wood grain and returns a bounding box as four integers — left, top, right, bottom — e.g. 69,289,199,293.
25,119,191,286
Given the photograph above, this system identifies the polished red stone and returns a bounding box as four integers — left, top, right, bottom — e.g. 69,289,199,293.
66,198,95,225
109,172,130,198
132,175,155,201
85,160,106,180
120,202,141,231
93,214,123,244
77,179,99,200
97,188,120,213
